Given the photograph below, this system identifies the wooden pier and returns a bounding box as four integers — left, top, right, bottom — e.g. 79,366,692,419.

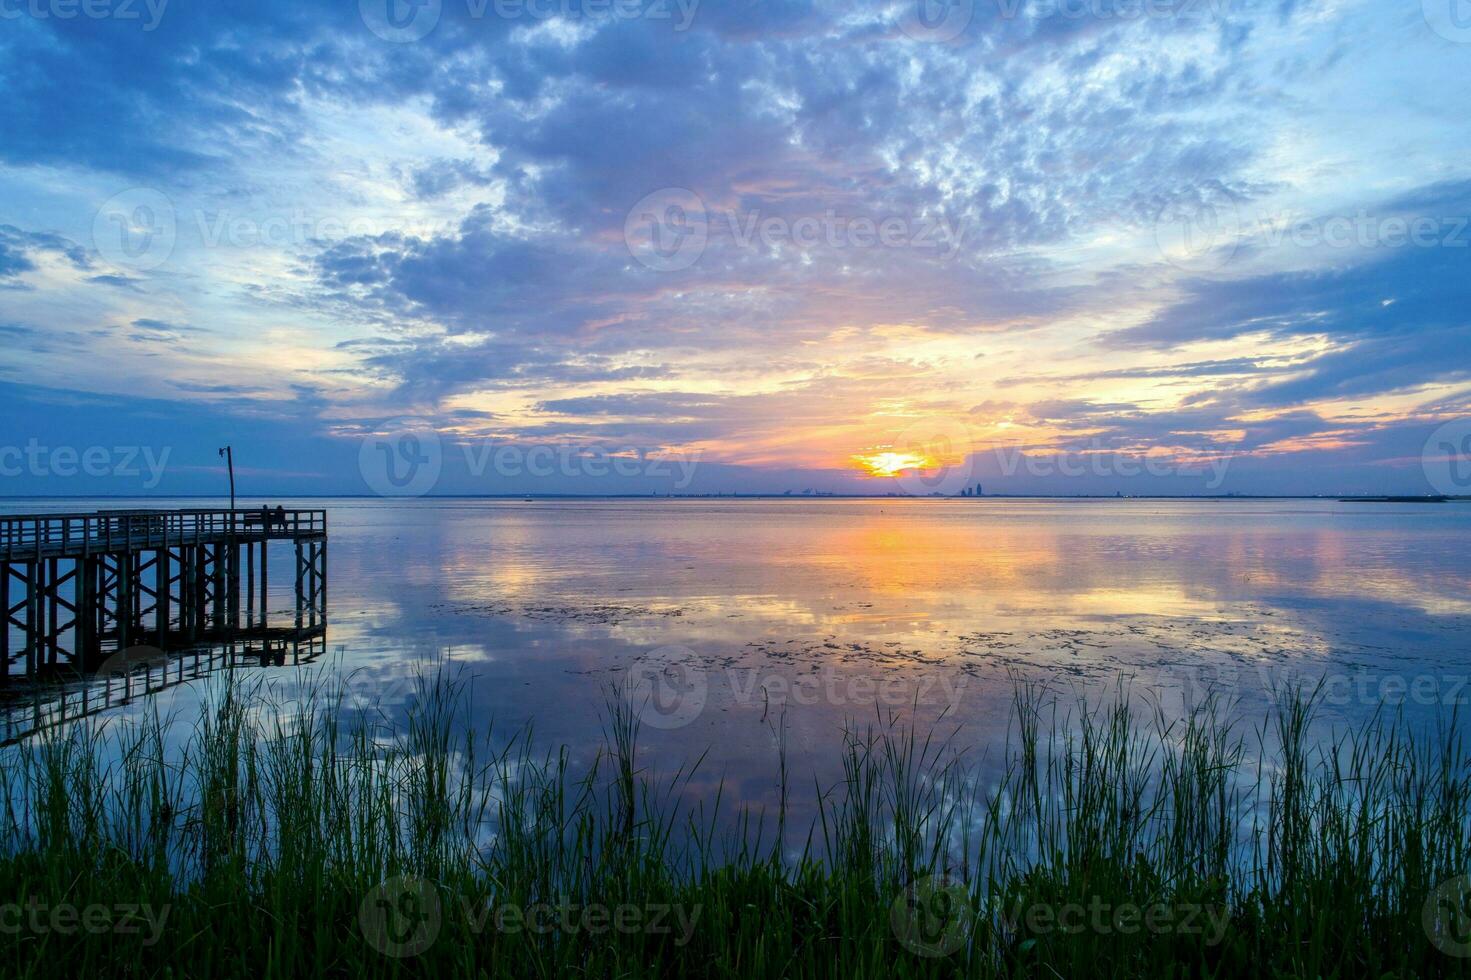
1,508,327,682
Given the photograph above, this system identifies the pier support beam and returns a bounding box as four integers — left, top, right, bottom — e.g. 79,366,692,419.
1,508,325,682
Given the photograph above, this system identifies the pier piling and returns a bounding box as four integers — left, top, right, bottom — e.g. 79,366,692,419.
0,509,327,682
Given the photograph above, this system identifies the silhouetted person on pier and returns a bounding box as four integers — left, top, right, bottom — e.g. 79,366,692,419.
256,505,286,529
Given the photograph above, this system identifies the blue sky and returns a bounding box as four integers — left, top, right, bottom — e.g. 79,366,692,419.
1,0,1469,496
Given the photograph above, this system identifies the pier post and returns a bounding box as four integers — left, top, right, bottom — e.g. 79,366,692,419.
75,557,92,668
261,542,269,628
294,540,304,634
0,570,8,685
130,553,142,643
25,562,39,677
319,540,327,630
246,541,255,628
228,542,240,629
318,541,326,628
209,544,222,630
156,550,169,647
2,509,325,684
117,553,131,653
45,559,59,668
186,547,200,642
45,561,56,668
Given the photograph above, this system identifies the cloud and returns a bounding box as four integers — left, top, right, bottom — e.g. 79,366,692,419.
1106,180,1471,405
88,274,144,289
407,159,495,200
0,225,90,283
1,0,1467,493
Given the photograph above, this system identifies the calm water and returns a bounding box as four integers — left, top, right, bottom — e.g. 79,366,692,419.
5,497,1471,813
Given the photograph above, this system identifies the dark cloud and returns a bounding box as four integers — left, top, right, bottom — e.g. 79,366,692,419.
2,0,1463,493
88,274,144,289
0,225,89,283
538,392,728,417
1001,356,1275,387
1106,181,1471,405
407,159,495,200
132,318,210,334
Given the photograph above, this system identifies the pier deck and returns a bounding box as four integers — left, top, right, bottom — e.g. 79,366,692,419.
0,508,325,562
1,508,327,682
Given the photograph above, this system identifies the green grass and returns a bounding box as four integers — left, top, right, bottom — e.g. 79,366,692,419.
2,667,1471,978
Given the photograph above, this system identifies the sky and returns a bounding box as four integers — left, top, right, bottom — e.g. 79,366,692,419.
1,0,1470,497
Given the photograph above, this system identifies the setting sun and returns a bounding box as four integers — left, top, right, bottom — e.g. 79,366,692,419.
2,2,1468,974
854,451,932,478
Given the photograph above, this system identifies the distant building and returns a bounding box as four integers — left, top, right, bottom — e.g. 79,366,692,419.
975,483,983,496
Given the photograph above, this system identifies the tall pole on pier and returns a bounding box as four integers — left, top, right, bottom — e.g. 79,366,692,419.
218,446,235,510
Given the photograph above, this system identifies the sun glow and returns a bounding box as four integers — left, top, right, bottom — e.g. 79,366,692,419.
854,451,932,478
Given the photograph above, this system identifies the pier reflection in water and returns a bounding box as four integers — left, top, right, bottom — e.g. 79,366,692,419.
0,630,327,746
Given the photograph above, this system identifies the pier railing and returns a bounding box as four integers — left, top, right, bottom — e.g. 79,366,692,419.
3,508,328,680
0,508,326,561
